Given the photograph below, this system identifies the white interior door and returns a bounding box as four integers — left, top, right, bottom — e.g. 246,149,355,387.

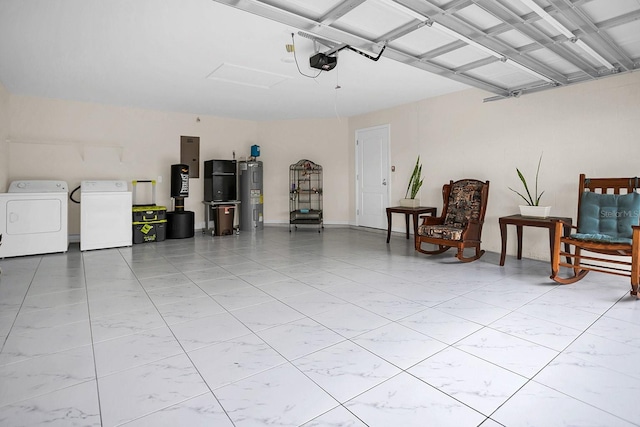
356,125,390,229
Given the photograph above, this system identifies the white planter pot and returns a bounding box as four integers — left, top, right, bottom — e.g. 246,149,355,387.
400,198,420,208
519,205,551,218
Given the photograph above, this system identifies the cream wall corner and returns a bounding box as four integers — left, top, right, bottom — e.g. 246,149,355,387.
257,118,350,225
0,82,9,192
349,71,640,261
8,95,259,234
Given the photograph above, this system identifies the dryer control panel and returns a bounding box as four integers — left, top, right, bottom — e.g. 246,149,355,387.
9,180,68,193
81,180,128,193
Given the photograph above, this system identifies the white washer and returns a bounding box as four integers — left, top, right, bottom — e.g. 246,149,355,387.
0,180,69,258
80,180,132,251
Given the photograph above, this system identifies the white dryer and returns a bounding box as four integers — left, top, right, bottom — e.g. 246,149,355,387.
0,180,69,258
80,180,132,251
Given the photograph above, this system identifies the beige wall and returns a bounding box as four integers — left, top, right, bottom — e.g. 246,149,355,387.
0,82,9,192
6,71,640,260
8,96,259,235
257,118,350,225
350,71,640,260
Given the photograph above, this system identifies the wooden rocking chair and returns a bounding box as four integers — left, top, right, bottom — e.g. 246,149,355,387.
550,174,640,298
416,179,489,262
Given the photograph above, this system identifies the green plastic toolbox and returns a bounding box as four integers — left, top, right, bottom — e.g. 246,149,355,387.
132,180,167,243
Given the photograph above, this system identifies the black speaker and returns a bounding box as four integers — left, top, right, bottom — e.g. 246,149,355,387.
171,164,189,198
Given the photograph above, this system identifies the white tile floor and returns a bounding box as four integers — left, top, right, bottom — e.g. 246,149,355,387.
1,226,640,426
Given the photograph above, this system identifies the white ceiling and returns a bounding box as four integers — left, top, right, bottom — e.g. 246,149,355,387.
0,0,638,121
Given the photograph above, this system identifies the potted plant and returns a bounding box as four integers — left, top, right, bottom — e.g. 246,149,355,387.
400,156,423,208
509,153,551,218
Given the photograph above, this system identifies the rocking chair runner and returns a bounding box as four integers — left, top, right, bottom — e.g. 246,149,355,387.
415,179,489,262
550,174,640,298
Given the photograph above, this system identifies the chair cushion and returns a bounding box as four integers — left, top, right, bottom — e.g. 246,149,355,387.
418,225,464,241
575,191,640,242
444,180,484,228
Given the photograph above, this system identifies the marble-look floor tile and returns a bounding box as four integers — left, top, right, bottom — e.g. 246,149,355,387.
196,275,253,295
454,327,559,378
310,303,391,338
154,295,226,325
0,380,100,427
433,296,511,325
398,307,483,344
587,314,640,348
169,312,252,351
345,372,485,426
352,322,448,369
281,290,349,316
146,282,209,306
293,340,401,403
88,292,155,319
351,291,426,321
489,311,582,351
256,317,345,361
214,363,338,427
492,380,636,427
11,302,89,332
211,285,275,311
120,392,234,427
408,346,528,415
184,266,234,283
98,353,209,427
231,300,305,331
237,269,291,286
90,308,166,342
516,301,601,330
0,320,91,365
302,405,368,427
5,228,640,427
131,263,181,279
21,288,87,312
257,278,316,298
93,326,184,377
138,272,192,291
189,333,287,389
0,345,95,407
561,332,640,380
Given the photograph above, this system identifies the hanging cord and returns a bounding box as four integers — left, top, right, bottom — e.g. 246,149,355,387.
290,33,323,79
69,185,81,204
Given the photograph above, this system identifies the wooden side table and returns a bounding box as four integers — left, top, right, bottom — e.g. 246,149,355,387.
499,214,573,270
386,206,437,244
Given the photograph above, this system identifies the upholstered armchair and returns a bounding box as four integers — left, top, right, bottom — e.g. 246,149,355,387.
416,179,490,262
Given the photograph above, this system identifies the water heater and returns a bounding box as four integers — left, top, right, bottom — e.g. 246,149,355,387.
238,160,263,231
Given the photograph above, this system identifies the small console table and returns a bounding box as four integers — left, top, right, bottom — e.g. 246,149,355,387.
499,214,573,270
386,206,437,244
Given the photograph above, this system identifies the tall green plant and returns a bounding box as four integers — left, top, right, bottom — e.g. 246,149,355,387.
509,153,544,206
405,156,424,199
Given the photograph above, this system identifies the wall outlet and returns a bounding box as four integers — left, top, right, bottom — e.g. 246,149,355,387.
157,175,163,183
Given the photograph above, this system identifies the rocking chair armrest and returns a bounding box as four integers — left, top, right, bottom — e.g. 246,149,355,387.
420,215,444,226
461,219,483,240
552,218,576,230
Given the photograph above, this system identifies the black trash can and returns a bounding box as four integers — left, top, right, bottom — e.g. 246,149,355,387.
214,205,235,236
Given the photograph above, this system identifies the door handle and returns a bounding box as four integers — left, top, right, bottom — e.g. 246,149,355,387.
382,179,387,186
